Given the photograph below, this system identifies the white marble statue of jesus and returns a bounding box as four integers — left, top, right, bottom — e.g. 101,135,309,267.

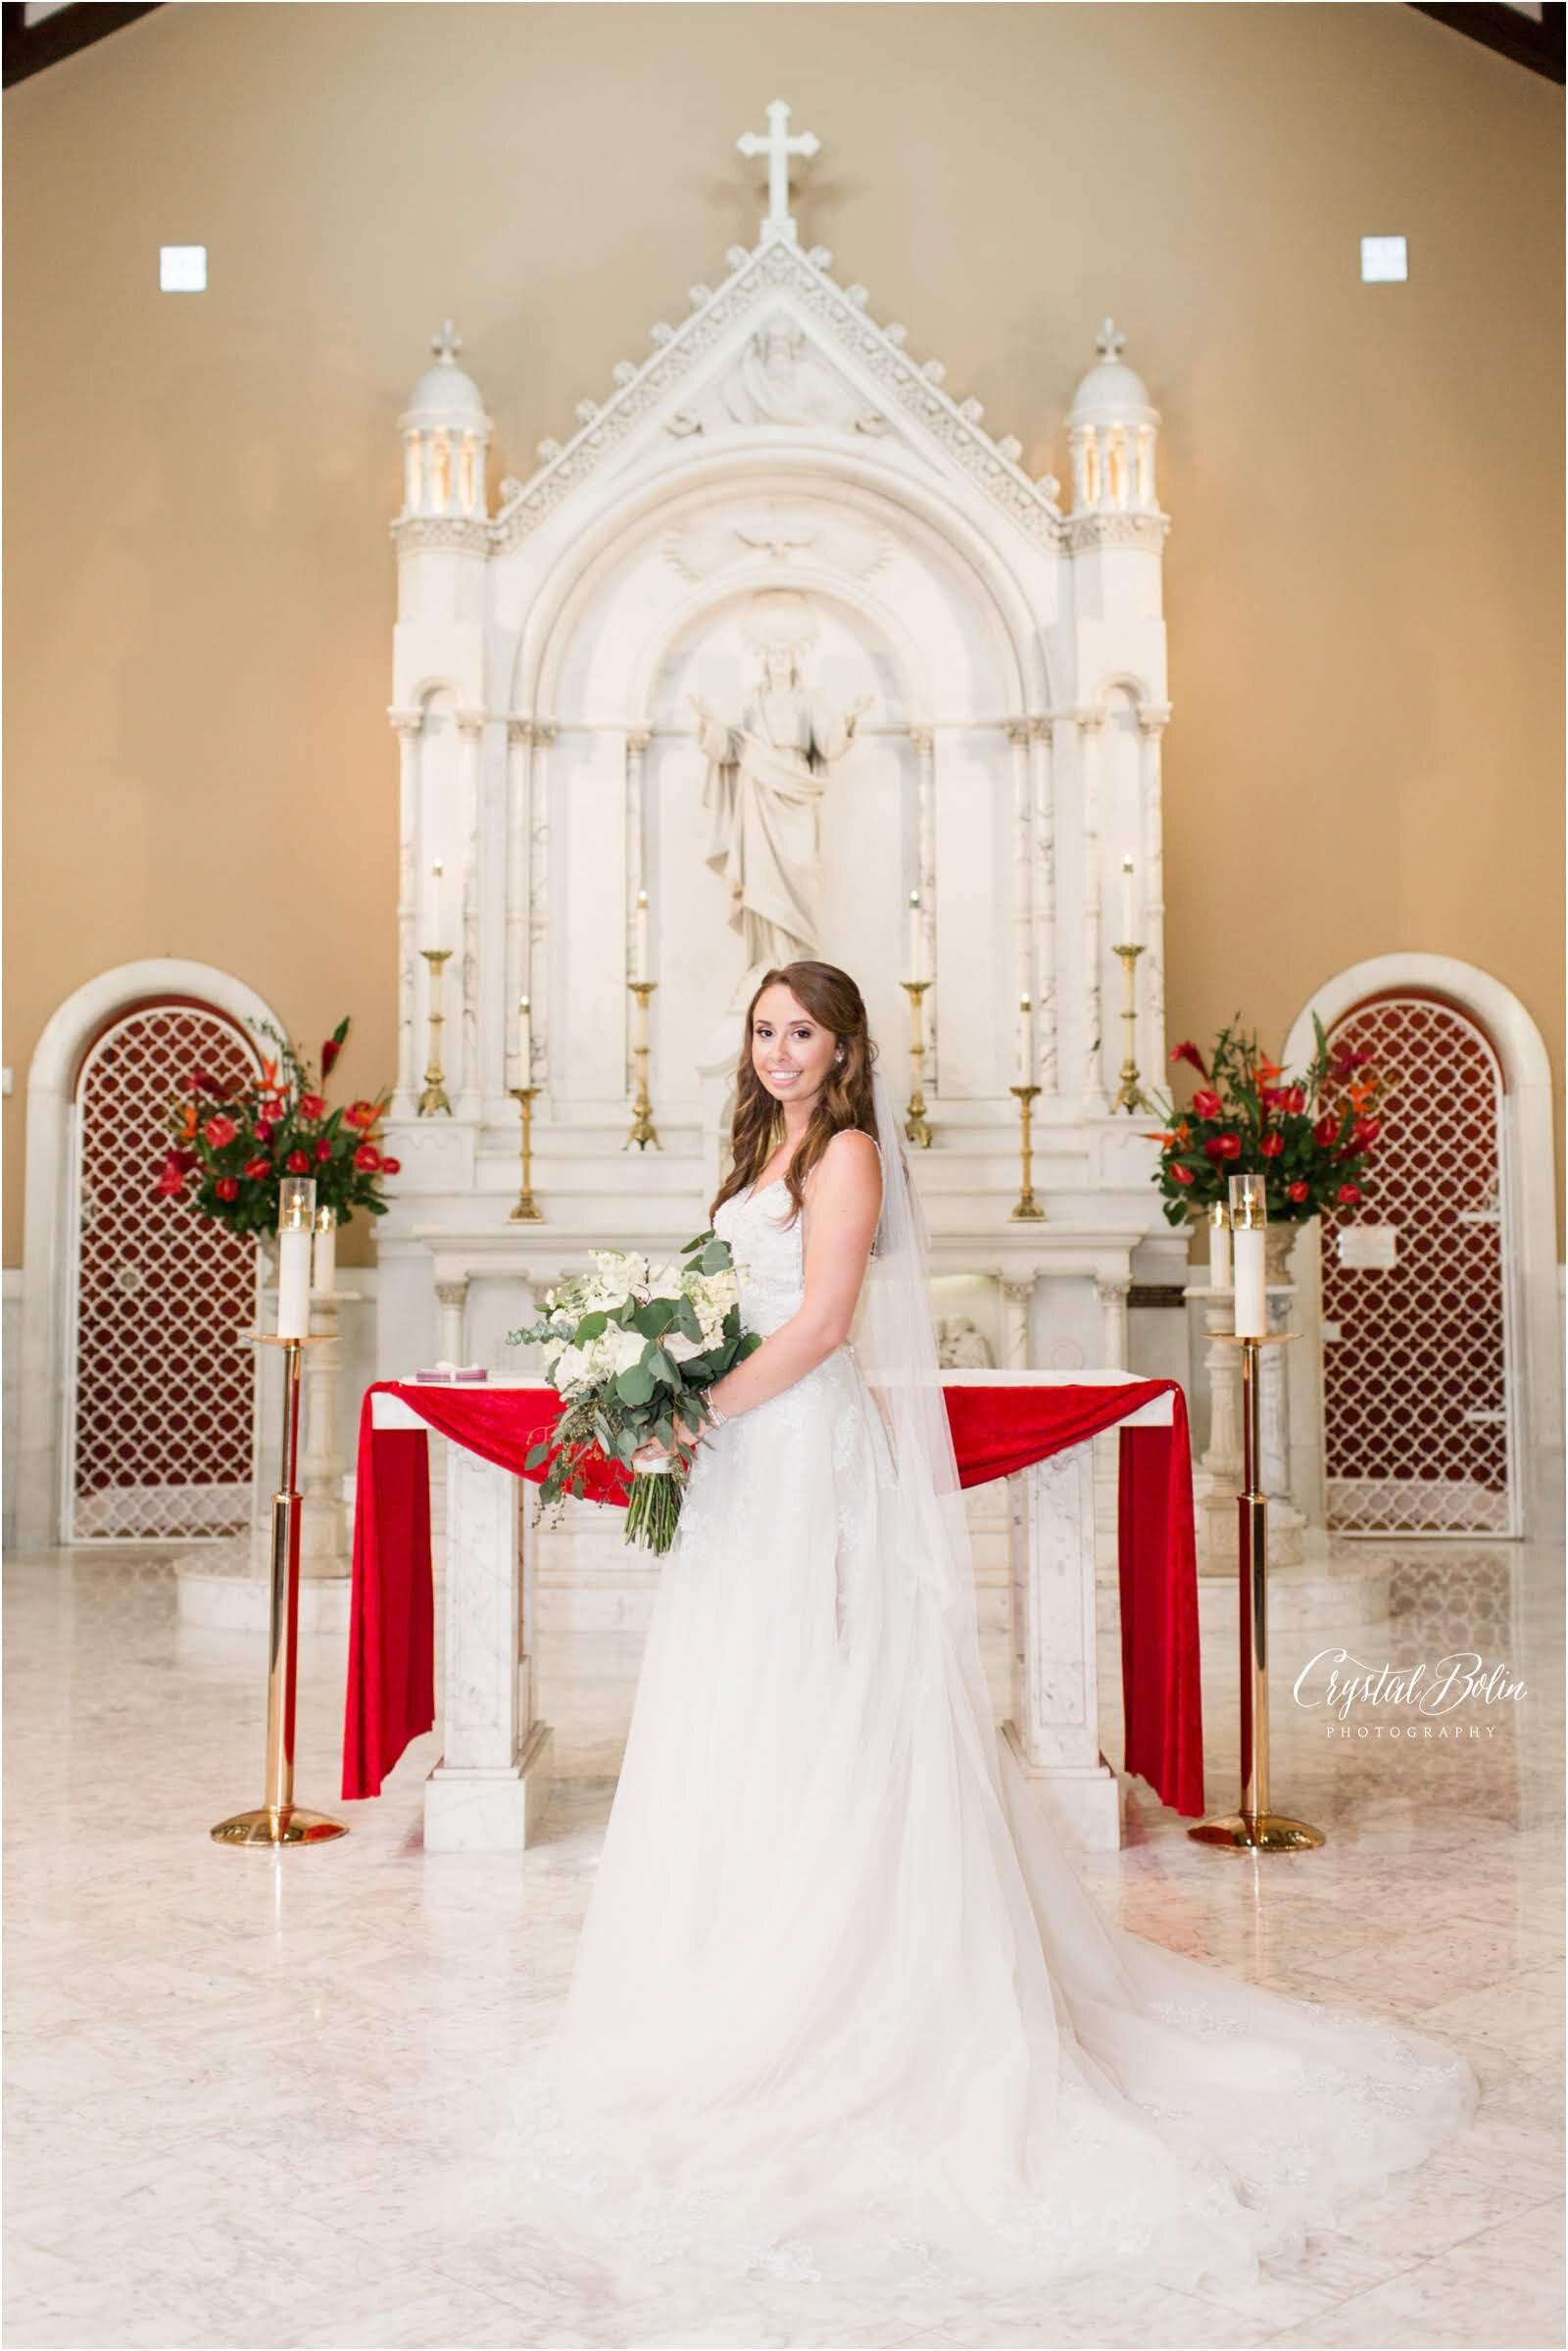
691,646,870,976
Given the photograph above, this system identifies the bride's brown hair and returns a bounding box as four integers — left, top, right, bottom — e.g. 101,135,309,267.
710,961,879,1228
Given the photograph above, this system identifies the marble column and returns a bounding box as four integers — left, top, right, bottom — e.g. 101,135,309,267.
389,708,423,1119
1000,1273,1036,1369
1096,1275,1130,1371
455,710,486,1121
435,1277,469,1366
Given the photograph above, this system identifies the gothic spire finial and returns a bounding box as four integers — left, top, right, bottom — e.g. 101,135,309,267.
431,319,464,366
1095,317,1127,364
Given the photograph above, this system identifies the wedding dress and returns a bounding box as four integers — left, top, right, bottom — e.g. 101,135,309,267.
493,1074,1477,2301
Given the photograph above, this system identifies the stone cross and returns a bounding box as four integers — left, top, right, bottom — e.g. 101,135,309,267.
431,319,464,366
737,100,820,243
1095,318,1127,364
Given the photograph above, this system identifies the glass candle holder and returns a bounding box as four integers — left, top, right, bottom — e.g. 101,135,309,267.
1228,1173,1267,1336
277,1178,318,1339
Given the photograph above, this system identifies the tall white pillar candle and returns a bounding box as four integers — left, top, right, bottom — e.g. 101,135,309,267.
1208,1202,1232,1291
634,890,650,984
1228,1172,1267,1338
312,1208,337,1297
429,857,447,952
517,994,533,1080
1016,993,1035,1086
1120,855,1136,945
907,890,922,981
276,1177,317,1340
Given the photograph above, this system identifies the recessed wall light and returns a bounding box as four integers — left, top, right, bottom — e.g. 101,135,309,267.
160,246,207,293
1360,235,1408,283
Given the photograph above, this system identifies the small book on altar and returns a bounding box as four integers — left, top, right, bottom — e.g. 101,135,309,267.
413,1362,489,1383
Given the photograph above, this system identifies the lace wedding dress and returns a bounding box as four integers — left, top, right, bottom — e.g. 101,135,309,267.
493,1152,1478,2300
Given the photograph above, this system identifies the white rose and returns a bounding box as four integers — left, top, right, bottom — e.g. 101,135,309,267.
550,1344,591,1395
606,1328,650,1377
663,1331,702,1364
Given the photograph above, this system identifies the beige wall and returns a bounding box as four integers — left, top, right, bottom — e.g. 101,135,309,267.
5,2,1562,1268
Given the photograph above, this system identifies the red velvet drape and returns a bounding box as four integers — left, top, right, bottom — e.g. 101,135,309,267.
342,1378,1204,1818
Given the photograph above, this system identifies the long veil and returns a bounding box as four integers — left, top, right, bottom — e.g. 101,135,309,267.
855,1064,982,1636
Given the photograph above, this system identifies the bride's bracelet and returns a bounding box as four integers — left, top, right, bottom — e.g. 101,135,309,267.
707,1393,730,1430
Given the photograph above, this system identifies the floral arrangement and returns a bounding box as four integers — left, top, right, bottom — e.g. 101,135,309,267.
1142,1012,1394,1227
155,1015,400,1238
507,1234,762,1554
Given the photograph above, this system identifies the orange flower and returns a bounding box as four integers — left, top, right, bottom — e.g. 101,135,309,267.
176,1101,198,1142
1256,1055,1286,1080
1145,1130,1181,1147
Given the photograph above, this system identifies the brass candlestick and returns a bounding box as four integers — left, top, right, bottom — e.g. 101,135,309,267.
625,979,661,1151
1111,941,1147,1113
417,947,453,1117
1189,1328,1321,1852
508,1086,544,1221
902,979,933,1149
212,1331,345,1849
1008,1083,1047,1220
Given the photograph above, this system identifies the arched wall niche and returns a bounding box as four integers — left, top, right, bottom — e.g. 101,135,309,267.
1282,953,1562,1543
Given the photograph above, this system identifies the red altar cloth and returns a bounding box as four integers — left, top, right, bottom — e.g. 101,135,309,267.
343,1378,1204,1819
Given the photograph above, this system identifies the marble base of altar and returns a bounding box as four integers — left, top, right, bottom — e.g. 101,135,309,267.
173,1537,353,1637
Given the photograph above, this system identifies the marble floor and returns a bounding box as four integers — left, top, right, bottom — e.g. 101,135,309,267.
4,1530,1563,2351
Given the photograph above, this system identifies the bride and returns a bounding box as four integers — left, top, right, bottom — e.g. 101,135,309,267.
502,959,1477,2299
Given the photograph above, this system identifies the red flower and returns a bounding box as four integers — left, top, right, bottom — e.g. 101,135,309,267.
1313,1113,1341,1149
1337,1183,1363,1205
1191,1089,1223,1120
203,1114,238,1151
345,1100,376,1132
156,1160,186,1199
189,1067,224,1097
1332,1046,1375,1080
354,1143,382,1172
215,1175,240,1202
1258,1085,1283,1113
1169,1041,1209,1081
321,1037,343,1078
243,1156,270,1180
1281,1085,1306,1115
1169,1162,1196,1186
314,1138,333,1161
1286,1180,1310,1203
1352,1116,1382,1148
381,1155,401,1176
1202,1133,1243,1161
285,1150,311,1174
1259,1131,1285,1157
254,1118,275,1144
171,1147,199,1174
298,1093,326,1122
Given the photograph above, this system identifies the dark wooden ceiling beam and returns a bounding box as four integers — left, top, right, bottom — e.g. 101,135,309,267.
3,3,163,91
1409,3,1566,84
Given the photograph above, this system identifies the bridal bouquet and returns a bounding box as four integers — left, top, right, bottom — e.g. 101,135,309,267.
507,1231,760,1554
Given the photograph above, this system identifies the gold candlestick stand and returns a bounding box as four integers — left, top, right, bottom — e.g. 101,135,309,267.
902,979,933,1149
625,980,661,1151
1111,941,1147,1112
212,1332,346,1848
1189,1328,1322,1852
508,1086,544,1221
1008,1083,1047,1220
417,947,453,1117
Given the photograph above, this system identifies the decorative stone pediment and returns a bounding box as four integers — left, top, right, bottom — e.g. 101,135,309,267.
488,236,1063,558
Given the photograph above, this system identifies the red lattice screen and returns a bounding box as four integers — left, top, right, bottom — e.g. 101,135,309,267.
1321,995,1515,1537
65,1004,261,1542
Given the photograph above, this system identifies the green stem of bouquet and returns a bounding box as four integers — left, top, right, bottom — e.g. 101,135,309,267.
624,1467,683,1555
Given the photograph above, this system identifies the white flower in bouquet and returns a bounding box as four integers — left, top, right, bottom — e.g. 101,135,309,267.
596,1327,652,1380
549,1342,594,1396
584,1249,649,1309
684,1267,738,1346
